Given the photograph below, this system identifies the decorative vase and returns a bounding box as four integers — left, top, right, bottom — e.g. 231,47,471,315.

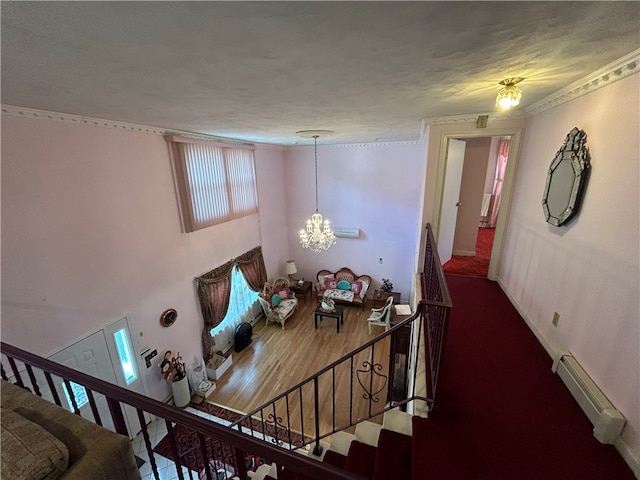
171,375,190,408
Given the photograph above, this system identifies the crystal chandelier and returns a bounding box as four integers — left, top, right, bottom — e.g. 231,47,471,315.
496,77,524,109
297,131,336,253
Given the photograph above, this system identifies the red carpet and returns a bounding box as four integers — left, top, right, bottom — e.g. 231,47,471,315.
443,227,494,277
413,274,635,479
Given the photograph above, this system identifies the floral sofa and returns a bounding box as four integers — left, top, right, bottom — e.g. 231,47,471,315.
315,267,371,309
257,277,299,329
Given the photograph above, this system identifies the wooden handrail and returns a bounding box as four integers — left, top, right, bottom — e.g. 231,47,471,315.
0,341,364,480
1,223,451,479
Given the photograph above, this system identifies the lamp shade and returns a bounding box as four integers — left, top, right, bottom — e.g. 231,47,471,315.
286,260,297,276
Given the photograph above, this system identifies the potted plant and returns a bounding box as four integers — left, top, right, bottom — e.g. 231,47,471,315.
381,278,393,294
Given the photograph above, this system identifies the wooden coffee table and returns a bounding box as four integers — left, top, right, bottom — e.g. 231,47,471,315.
314,304,345,333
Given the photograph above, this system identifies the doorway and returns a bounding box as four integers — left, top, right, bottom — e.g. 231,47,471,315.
432,128,523,280
442,136,511,276
47,317,149,438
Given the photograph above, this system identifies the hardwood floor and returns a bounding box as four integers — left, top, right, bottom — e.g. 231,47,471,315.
206,298,391,440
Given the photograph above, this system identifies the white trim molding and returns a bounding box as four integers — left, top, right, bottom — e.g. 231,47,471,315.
423,49,640,127
0,104,257,146
1,105,168,135
526,48,640,116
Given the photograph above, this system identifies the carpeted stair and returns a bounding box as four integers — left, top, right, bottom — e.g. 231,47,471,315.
250,409,419,480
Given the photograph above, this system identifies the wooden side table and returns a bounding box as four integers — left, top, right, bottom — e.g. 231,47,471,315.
371,290,401,308
289,280,312,303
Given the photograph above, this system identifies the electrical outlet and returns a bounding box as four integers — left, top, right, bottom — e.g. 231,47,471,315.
552,312,560,327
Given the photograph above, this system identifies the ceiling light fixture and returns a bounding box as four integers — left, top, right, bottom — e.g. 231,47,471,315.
496,77,524,109
297,130,336,253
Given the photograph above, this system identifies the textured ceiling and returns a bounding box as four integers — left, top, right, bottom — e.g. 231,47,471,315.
2,2,639,145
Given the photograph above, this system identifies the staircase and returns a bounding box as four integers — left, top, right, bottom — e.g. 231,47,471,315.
249,410,425,480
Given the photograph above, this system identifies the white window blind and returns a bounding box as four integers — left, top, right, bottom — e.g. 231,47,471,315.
166,136,258,232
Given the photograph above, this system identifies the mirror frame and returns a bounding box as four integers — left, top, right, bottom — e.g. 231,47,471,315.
542,127,591,226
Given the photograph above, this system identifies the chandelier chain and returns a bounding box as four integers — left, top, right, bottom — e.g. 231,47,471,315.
314,135,319,212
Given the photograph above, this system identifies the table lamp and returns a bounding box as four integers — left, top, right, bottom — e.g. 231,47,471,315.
286,260,297,281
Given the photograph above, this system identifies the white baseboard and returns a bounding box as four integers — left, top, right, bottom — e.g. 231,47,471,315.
452,249,475,256
496,277,640,478
616,437,640,479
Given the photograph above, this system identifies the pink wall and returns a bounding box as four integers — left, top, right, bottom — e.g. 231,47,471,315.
285,142,426,300
1,114,287,401
500,73,640,456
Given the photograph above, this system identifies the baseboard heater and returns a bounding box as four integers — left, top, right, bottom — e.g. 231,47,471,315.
552,354,625,444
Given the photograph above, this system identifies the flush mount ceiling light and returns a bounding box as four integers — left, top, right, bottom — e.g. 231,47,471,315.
496,77,524,109
296,130,336,253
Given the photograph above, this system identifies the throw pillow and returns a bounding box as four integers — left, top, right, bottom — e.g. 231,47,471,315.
351,281,363,294
337,279,351,291
1,407,69,480
326,278,339,289
277,288,289,300
271,293,282,307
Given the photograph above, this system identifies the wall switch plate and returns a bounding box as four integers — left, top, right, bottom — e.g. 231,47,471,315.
552,312,560,327
144,349,158,368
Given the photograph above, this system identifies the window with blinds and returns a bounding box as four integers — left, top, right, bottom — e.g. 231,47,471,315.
165,135,259,232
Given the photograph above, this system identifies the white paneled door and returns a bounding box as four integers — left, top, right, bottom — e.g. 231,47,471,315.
49,317,147,438
437,138,467,264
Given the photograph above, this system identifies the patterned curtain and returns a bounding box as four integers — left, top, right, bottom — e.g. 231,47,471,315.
195,246,267,359
235,246,268,292
196,260,234,359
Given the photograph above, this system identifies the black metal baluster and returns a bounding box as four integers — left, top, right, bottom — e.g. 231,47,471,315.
25,364,42,397
349,356,354,425
64,379,81,415
137,409,159,480
298,386,304,443
285,394,293,447
8,357,24,388
1,363,8,381
368,345,375,417
312,376,321,456
234,446,248,480
165,421,185,480
197,432,213,480
331,367,336,432
44,372,62,406
87,389,102,426
106,397,128,436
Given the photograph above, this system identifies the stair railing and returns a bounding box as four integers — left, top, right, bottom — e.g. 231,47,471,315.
0,342,363,480
0,224,450,479
229,224,452,456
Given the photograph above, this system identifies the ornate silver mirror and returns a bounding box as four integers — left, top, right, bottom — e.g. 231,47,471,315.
542,127,590,226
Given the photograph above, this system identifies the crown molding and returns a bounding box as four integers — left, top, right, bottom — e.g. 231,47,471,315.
287,140,423,150
424,111,525,126
0,105,258,146
423,49,640,126
1,105,169,134
525,48,640,115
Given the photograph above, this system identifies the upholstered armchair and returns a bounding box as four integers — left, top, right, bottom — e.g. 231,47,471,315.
367,295,394,334
257,277,299,329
